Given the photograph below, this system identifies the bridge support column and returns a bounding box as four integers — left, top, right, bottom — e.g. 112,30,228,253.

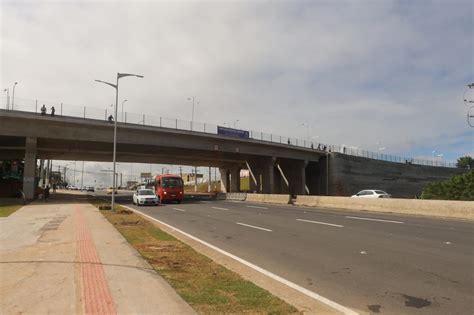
219,168,230,193
23,137,37,200
230,167,241,192
279,160,307,196
247,158,276,194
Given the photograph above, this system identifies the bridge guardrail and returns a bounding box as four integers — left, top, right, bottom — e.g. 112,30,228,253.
2,96,456,168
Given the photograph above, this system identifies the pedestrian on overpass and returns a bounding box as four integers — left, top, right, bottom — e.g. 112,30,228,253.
108,115,114,123
40,104,47,116
51,106,55,117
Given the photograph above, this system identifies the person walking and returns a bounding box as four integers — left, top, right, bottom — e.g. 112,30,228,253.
44,185,50,201
51,106,55,117
40,104,47,116
52,183,57,193
108,115,114,123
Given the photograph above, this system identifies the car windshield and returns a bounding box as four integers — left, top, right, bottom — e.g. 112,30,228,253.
162,177,183,188
138,190,154,195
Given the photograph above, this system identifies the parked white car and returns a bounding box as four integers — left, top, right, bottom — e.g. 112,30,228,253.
351,190,391,198
133,189,159,206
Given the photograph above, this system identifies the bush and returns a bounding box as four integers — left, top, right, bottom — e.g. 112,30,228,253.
421,170,474,201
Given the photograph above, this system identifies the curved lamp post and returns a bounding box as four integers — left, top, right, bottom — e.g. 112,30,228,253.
95,73,144,211
11,82,17,110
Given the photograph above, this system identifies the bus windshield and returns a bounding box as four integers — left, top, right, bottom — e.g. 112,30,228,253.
162,177,183,188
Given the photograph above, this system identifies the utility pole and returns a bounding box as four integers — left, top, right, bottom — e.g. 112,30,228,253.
179,166,183,178
194,166,198,192
208,166,211,192
81,161,85,189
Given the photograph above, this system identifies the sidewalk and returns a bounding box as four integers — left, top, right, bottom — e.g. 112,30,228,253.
0,192,195,315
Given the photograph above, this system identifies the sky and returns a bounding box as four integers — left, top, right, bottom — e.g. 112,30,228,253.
1,0,473,186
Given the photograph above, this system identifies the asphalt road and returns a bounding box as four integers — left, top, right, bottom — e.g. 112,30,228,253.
97,192,474,315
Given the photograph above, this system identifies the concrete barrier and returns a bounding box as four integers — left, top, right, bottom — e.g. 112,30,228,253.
295,196,474,220
225,193,247,201
245,194,266,202
245,194,290,205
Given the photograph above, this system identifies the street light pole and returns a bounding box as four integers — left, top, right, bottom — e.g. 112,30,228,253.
95,72,144,211
11,82,17,110
3,88,9,110
121,99,128,122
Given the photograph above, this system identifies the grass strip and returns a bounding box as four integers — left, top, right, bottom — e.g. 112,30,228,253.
89,197,300,314
0,198,24,217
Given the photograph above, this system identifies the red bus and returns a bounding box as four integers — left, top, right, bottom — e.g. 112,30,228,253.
152,174,184,203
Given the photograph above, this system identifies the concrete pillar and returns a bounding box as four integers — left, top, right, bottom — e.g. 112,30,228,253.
38,159,44,187
279,159,307,196
230,167,241,192
219,168,230,193
247,158,276,194
23,137,37,200
45,159,51,187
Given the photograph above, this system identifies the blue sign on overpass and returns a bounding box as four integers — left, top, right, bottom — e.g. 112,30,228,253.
217,126,250,139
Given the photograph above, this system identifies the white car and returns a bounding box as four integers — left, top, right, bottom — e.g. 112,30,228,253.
351,190,391,198
133,189,160,206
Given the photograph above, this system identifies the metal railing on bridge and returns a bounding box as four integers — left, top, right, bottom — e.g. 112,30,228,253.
1,96,456,168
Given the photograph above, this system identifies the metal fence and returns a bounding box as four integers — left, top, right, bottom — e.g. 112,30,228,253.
1,96,456,168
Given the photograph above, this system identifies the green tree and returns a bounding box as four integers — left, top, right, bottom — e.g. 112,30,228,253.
421,170,474,201
456,156,474,169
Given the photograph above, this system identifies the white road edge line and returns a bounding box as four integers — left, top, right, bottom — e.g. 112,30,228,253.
345,216,404,224
211,206,229,211
246,205,268,209
296,219,344,228
172,208,187,212
236,222,272,232
123,204,357,315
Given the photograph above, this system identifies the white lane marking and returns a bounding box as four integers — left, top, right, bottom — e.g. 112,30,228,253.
211,206,229,211
236,222,272,232
444,241,451,245
360,251,367,255
246,205,268,210
345,216,404,224
172,208,187,212
296,219,344,228
123,204,358,315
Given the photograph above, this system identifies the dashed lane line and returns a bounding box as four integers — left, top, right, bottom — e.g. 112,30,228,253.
172,208,187,212
296,219,344,228
236,222,273,232
345,216,404,224
211,206,229,211
246,205,268,210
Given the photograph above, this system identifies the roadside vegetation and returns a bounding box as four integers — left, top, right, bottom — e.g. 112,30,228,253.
421,170,474,201
88,197,299,314
0,198,24,217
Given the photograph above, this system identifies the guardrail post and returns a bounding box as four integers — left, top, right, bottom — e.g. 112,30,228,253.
175,119,178,129
160,117,162,127
143,114,145,125
61,103,63,116
83,106,86,119
35,100,38,113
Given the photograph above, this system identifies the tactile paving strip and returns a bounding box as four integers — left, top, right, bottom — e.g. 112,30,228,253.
76,206,117,315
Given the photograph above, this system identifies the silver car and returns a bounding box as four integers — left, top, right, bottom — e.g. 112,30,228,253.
351,190,391,198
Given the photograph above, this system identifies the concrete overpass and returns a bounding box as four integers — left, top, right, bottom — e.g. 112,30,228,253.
0,110,327,199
